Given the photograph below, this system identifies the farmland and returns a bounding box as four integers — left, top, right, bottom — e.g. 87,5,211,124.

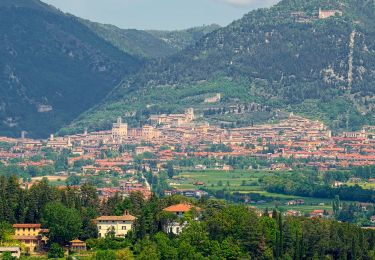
169,169,354,214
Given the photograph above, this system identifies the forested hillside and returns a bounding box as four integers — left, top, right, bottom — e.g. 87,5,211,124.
79,20,176,59
147,24,221,51
0,0,142,138
80,21,221,59
0,176,374,259
65,0,375,134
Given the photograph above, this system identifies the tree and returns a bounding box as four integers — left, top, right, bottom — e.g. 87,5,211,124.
167,163,175,179
105,226,116,239
48,243,64,258
43,202,82,245
1,252,16,260
154,232,178,259
26,178,57,223
332,195,340,216
116,248,134,260
0,222,14,244
80,216,98,241
66,174,81,186
95,250,116,260
137,239,160,260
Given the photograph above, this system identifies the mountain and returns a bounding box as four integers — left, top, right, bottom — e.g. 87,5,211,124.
63,0,375,134
79,21,221,59
78,20,176,59
0,0,142,138
147,24,222,51
0,0,57,11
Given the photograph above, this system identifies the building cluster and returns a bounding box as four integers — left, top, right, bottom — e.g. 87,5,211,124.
290,8,343,23
2,109,375,177
5,202,199,256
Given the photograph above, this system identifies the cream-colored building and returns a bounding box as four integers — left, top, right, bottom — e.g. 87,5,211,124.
142,125,160,140
12,224,48,254
95,211,136,238
150,108,195,126
112,117,128,142
318,9,343,19
46,134,72,149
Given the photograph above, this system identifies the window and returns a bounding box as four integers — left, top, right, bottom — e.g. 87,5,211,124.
122,226,127,230
98,226,101,230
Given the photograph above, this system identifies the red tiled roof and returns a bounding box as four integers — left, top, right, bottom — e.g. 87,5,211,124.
13,235,39,240
70,239,86,245
96,214,136,221
13,224,41,228
163,203,199,213
71,239,84,243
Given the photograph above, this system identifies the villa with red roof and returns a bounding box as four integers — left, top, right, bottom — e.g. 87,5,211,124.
163,203,201,235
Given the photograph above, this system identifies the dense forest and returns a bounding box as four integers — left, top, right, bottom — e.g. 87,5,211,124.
0,0,142,138
0,175,374,259
81,20,220,59
0,0,219,139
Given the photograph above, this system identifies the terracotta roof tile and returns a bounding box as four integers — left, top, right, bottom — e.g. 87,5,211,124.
13,224,41,228
12,235,39,240
163,203,200,213
96,214,136,221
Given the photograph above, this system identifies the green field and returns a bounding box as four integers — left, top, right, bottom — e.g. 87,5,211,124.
173,170,267,190
347,182,375,190
171,170,350,213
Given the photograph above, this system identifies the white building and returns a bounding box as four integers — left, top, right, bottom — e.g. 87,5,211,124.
163,203,200,235
95,211,136,238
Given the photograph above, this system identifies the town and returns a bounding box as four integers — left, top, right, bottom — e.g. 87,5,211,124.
0,109,375,257
2,108,375,174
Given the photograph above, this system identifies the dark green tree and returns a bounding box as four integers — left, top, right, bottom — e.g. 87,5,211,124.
42,202,82,245
48,243,64,258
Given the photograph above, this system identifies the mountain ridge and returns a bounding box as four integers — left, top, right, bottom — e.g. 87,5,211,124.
62,0,375,135
0,1,143,138
79,20,221,59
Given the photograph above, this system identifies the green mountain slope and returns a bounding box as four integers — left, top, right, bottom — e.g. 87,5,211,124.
79,20,176,59
64,0,375,134
147,24,221,51
0,0,142,138
0,0,57,11
79,21,221,59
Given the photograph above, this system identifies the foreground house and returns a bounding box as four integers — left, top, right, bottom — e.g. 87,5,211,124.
70,239,87,252
95,211,136,238
163,203,201,235
12,224,48,254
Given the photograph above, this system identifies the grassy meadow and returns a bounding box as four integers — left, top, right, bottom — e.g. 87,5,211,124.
170,169,350,213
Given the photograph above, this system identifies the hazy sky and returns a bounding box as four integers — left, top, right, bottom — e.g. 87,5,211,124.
41,0,280,30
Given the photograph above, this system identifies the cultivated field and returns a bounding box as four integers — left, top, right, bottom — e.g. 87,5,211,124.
170,170,351,213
